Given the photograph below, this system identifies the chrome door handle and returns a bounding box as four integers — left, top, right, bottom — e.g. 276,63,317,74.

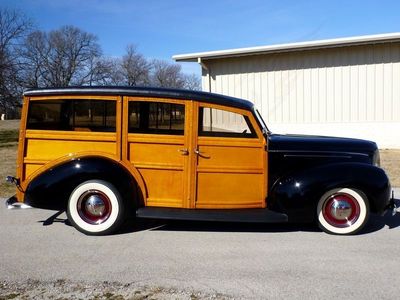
194,149,210,159
179,148,189,155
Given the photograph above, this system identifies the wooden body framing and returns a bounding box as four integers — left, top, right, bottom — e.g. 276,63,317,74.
16,93,268,209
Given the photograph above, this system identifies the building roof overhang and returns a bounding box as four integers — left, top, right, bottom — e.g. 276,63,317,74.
173,32,400,62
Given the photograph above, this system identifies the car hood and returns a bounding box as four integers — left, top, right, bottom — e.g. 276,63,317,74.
268,133,377,155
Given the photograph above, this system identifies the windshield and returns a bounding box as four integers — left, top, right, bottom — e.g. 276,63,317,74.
253,108,270,135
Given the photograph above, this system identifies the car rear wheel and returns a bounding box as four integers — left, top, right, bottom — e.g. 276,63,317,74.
317,188,369,235
67,180,125,235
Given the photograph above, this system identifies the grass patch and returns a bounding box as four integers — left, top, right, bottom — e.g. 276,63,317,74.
0,145,17,198
380,149,400,187
0,119,19,130
0,293,20,300
0,130,19,148
0,120,19,198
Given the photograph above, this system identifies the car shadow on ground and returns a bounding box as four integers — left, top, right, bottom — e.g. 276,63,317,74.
38,211,318,234
362,207,400,234
38,199,400,236
38,210,71,227
121,199,400,235
122,218,320,234
123,211,400,235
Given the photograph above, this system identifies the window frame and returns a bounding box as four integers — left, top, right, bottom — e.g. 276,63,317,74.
127,98,187,136
26,97,117,133
198,103,259,139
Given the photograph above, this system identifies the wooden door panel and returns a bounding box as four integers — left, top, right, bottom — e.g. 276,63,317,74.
127,137,186,207
129,141,184,168
196,172,264,208
195,141,266,208
196,144,264,170
138,168,184,207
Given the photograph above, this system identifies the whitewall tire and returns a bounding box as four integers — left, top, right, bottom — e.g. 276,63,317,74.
317,188,369,235
67,180,124,235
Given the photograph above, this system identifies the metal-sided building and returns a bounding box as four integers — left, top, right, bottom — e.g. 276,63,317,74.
173,33,400,148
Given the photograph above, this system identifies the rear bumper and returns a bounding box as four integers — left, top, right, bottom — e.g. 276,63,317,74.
5,195,32,209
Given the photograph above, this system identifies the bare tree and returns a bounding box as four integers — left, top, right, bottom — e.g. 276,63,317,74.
80,56,122,86
20,30,47,87
21,25,102,87
182,73,201,91
0,9,33,118
121,44,150,86
0,8,202,120
151,59,186,88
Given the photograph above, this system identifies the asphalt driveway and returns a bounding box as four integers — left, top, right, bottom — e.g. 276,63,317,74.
0,192,399,299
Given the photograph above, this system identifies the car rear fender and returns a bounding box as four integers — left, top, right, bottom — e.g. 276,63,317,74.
24,156,144,210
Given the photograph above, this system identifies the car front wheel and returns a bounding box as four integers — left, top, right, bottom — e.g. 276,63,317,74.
317,188,369,235
67,180,125,235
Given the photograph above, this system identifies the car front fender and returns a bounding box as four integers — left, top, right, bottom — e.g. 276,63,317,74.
268,162,391,222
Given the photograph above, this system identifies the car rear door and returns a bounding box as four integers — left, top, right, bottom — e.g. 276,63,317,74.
123,97,193,208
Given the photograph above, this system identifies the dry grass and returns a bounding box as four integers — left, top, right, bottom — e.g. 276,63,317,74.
0,145,17,198
380,149,400,187
0,119,399,199
0,120,19,198
0,119,20,131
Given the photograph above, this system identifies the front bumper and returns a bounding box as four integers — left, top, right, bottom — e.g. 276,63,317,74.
385,190,400,216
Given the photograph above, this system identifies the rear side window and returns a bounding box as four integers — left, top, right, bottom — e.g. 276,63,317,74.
128,101,185,135
27,99,116,132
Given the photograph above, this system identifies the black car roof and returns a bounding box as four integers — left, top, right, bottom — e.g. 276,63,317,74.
24,86,254,111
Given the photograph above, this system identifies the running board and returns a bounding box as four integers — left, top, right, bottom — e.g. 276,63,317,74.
136,207,288,223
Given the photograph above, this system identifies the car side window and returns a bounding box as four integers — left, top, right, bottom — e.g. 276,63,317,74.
27,99,116,132
198,107,256,138
128,101,185,135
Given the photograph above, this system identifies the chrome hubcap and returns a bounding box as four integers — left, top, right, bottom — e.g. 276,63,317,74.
77,190,112,225
84,195,106,216
330,200,352,220
323,193,360,228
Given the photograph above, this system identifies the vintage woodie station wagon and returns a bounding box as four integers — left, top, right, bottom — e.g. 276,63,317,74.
6,86,396,235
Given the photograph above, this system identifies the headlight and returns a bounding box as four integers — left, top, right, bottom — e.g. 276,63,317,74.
372,149,380,167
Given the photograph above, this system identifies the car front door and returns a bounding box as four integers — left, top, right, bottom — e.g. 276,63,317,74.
192,103,267,209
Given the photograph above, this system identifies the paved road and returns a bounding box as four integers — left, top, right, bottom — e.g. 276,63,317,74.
1,192,400,299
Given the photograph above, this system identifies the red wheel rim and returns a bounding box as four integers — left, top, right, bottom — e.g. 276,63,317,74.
322,193,360,228
77,190,112,225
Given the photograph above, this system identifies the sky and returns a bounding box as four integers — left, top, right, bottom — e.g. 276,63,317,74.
2,0,400,75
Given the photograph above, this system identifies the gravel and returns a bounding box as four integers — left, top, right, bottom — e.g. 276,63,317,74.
0,280,231,300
